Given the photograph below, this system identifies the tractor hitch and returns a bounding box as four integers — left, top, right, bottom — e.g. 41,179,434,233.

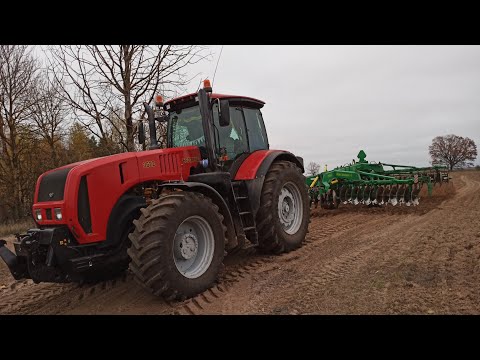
0,228,70,282
0,239,28,280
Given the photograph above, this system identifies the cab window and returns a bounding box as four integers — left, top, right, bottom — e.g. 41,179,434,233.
169,105,205,148
213,104,249,160
243,108,269,151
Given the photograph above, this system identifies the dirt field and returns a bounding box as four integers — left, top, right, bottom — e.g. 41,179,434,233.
1,171,479,315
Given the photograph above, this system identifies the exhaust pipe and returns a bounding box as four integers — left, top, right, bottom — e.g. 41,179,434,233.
0,239,27,280
144,102,160,150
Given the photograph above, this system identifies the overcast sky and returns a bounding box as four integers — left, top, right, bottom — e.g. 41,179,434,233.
185,45,480,169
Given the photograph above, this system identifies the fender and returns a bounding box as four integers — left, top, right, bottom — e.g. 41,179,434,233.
160,182,237,247
234,150,305,217
104,194,147,249
234,150,304,180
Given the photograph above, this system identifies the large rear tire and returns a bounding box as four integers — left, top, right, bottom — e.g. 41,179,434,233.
256,161,310,254
127,191,226,300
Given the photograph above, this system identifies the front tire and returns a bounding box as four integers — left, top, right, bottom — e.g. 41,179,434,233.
256,161,310,254
128,191,226,300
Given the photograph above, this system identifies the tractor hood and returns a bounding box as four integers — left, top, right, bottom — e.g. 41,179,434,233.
32,146,202,244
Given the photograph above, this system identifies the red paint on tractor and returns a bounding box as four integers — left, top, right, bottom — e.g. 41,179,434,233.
164,92,265,108
234,150,277,180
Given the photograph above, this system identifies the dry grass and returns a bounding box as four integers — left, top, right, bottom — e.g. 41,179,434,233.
0,218,35,238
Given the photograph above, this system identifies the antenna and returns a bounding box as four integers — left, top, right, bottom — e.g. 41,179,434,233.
212,45,224,87
196,78,203,92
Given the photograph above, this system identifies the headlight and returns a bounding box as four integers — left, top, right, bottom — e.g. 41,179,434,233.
54,208,62,220
35,209,42,221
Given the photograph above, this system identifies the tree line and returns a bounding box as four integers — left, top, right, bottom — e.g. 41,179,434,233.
0,45,208,223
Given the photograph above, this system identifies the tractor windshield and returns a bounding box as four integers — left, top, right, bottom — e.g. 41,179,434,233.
168,105,205,148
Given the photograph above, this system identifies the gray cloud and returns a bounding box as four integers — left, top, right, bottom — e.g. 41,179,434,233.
186,45,480,169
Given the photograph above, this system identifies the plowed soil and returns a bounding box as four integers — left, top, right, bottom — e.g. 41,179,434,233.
1,171,479,315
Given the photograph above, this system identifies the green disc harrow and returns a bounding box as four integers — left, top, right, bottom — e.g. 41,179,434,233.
306,150,449,210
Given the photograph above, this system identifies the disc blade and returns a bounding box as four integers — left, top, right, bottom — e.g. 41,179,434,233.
397,185,406,206
339,185,346,203
389,185,398,205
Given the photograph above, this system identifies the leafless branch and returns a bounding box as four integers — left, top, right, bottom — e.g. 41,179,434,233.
47,45,210,151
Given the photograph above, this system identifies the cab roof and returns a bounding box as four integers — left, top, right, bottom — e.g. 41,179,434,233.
164,92,265,109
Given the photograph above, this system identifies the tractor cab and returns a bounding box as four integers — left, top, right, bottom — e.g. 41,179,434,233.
139,80,269,173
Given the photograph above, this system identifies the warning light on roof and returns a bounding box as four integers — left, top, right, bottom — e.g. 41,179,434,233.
155,95,164,107
203,79,212,92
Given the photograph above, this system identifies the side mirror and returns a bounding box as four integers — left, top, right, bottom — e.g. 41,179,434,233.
138,120,145,144
219,99,230,127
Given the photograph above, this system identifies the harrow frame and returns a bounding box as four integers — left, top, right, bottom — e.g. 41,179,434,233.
306,150,449,209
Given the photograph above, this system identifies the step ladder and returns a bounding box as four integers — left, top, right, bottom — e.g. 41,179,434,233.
231,181,258,245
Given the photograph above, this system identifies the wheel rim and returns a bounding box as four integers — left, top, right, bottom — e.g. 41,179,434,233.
173,215,215,279
278,181,304,235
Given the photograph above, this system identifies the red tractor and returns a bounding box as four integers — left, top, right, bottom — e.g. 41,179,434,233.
0,80,309,300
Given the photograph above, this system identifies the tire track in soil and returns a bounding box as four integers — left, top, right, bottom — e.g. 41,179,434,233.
314,216,448,314
371,174,480,314
0,283,75,314
246,215,406,314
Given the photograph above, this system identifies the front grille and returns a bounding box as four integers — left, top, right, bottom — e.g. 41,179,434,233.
37,168,72,202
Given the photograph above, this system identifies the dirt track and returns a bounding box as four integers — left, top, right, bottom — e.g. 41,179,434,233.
1,171,479,314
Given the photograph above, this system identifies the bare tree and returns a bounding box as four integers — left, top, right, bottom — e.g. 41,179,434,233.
0,45,39,220
306,161,321,176
31,72,69,167
429,134,477,170
48,45,208,152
